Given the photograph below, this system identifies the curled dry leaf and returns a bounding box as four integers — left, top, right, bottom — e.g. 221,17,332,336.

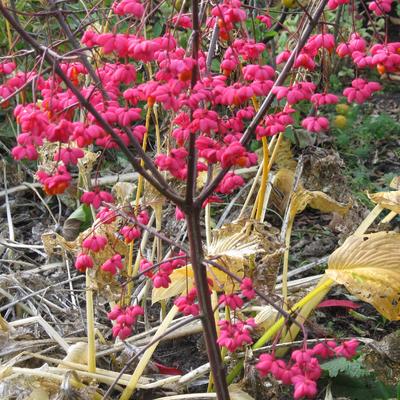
0,366,60,399
42,219,128,296
254,305,278,331
368,190,400,214
390,176,400,190
112,181,136,206
59,342,88,368
77,151,100,180
272,169,351,218
326,231,400,320
307,191,352,216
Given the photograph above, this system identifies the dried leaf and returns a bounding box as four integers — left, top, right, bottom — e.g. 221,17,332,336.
274,138,297,171
0,316,9,332
269,169,295,215
289,189,312,218
271,169,350,217
390,176,400,190
368,191,400,214
143,180,165,209
59,342,88,368
77,150,100,179
229,384,256,399
27,388,50,400
326,231,400,320
308,191,351,216
112,182,136,205
254,305,278,331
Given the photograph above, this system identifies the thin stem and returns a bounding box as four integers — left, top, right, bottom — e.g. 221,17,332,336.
186,0,201,204
125,106,152,302
86,269,96,373
256,137,269,221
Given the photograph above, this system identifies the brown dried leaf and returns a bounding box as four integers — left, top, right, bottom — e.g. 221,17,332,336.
368,190,400,214
326,231,400,320
143,180,165,209
77,151,100,179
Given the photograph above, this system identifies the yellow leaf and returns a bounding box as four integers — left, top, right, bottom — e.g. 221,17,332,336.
151,263,239,304
152,265,194,304
289,189,312,218
326,231,400,320
368,190,400,214
308,191,351,216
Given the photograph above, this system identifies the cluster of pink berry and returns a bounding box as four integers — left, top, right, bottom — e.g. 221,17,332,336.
196,279,257,352
74,206,150,276
2,0,398,349
174,288,200,316
139,251,187,288
368,0,394,16
337,33,400,74
112,0,144,18
217,318,256,352
171,278,257,348
256,339,359,399
107,304,144,340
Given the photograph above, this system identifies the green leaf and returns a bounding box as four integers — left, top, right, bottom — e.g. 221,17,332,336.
211,58,221,72
322,357,370,378
68,204,92,223
62,204,92,241
330,375,396,399
264,30,278,38
250,139,261,152
152,22,163,38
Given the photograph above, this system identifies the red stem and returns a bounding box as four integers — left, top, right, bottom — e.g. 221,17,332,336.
186,207,231,400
